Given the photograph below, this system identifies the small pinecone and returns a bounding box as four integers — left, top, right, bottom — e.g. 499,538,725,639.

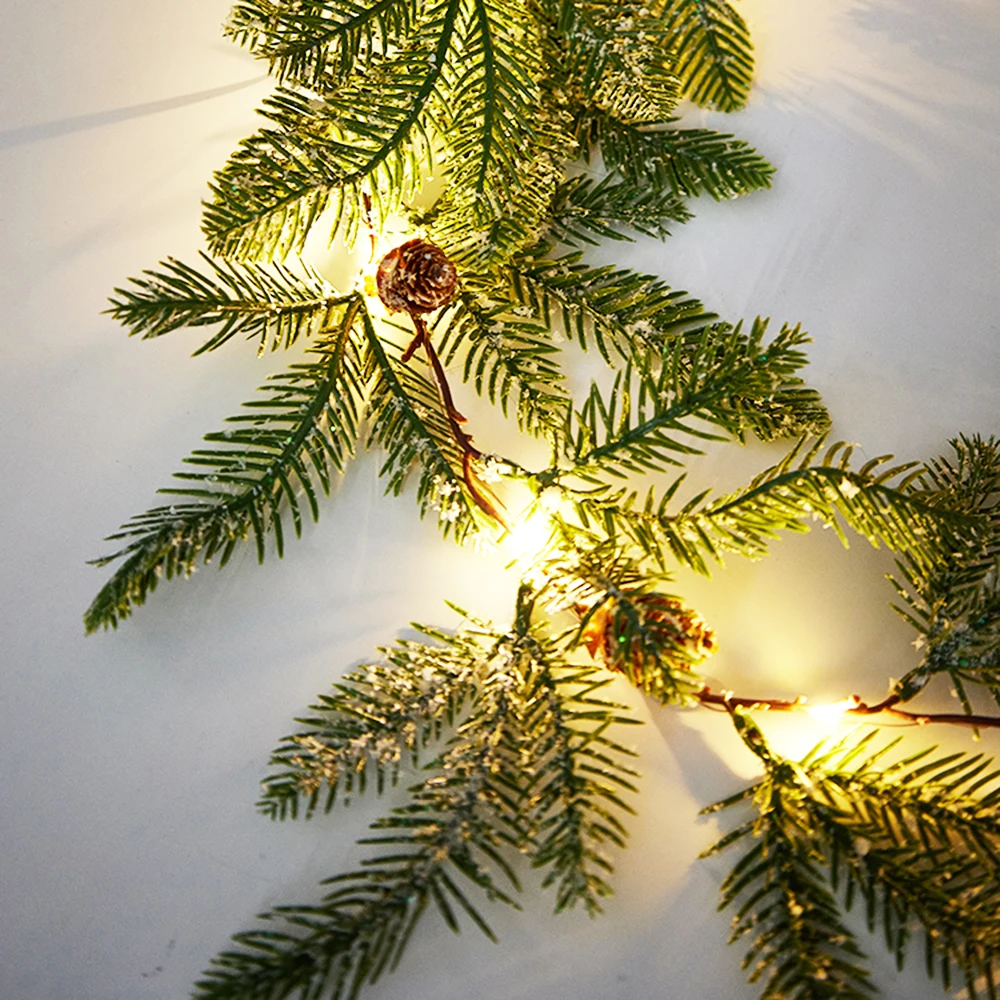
581,593,717,675
376,239,458,314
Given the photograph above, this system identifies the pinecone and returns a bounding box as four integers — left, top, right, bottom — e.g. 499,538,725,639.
376,239,458,314
581,593,717,676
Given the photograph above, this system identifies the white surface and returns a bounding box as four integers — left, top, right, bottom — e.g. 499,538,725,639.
1,2,998,998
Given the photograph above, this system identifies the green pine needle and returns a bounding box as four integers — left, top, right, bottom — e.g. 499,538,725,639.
84,298,365,632
106,252,348,355
705,719,1000,1000
661,0,755,112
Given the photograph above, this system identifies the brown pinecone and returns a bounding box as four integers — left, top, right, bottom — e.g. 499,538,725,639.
581,593,717,675
376,239,458,314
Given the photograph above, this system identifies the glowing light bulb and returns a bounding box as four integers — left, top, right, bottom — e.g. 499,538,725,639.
501,506,553,563
805,696,861,726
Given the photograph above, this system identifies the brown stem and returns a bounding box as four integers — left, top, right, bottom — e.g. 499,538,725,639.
695,686,1000,732
402,311,505,527
400,327,424,364
362,192,377,263
413,314,468,427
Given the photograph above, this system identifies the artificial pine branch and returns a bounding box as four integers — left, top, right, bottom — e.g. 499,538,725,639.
258,627,483,820
546,321,823,484
200,591,641,995
705,715,1000,1000
505,245,718,362
434,289,572,437
225,0,423,88
204,2,455,259
587,116,775,200
197,687,525,1000
888,435,1000,708
660,0,755,112
558,0,680,119
565,435,976,579
107,252,348,355
545,172,694,246
85,298,366,632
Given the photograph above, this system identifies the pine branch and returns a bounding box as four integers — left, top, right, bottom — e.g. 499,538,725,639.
526,671,640,913
564,362,724,479
558,0,680,121
701,715,877,999
588,115,775,201
434,288,571,438
204,0,460,259
708,718,1000,1000
225,0,422,89
418,0,577,270
195,638,528,1000
816,740,1000,998
545,172,693,246
425,155,568,271
888,435,1000,706
505,245,717,363
707,812,876,998
83,299,366,632
576,436,975,577
444,0,551,209
496,586,641,913
106,252,348,355
548,321,822,486
259,628,483,820
659,0,755,112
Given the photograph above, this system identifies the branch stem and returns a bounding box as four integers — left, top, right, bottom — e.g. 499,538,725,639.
696,686,1000,731
404,311,506,527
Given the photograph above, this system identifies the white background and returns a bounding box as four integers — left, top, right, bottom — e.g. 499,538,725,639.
1,1,999,998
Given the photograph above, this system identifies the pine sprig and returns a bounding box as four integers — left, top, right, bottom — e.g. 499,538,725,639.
819,749,1000,998
84,299,365,632
204,0,459,259
525,663,640,912
590,116,775,201
701,715,878,999
443,0,560,215
195,635,528,1000
659,0,755,112
549,321,821,485
560,0,680,121
435,289,571,437
225,0,422,88
706,797,876,998
259,628,483,820
573,435,975,577
106,252,347,355
505,246,717,363
888,435,1000,707
497,586,641,912
546,172,693,246
565,363,726,480
707,718,1000,1000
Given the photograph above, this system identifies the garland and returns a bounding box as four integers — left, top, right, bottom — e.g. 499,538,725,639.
89,2,1000,998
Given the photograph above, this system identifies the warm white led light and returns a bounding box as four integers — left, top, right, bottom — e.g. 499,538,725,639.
805,696,861,726
501,506,554,564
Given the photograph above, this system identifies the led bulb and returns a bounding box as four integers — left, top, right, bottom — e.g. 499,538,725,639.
805,696,861,725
